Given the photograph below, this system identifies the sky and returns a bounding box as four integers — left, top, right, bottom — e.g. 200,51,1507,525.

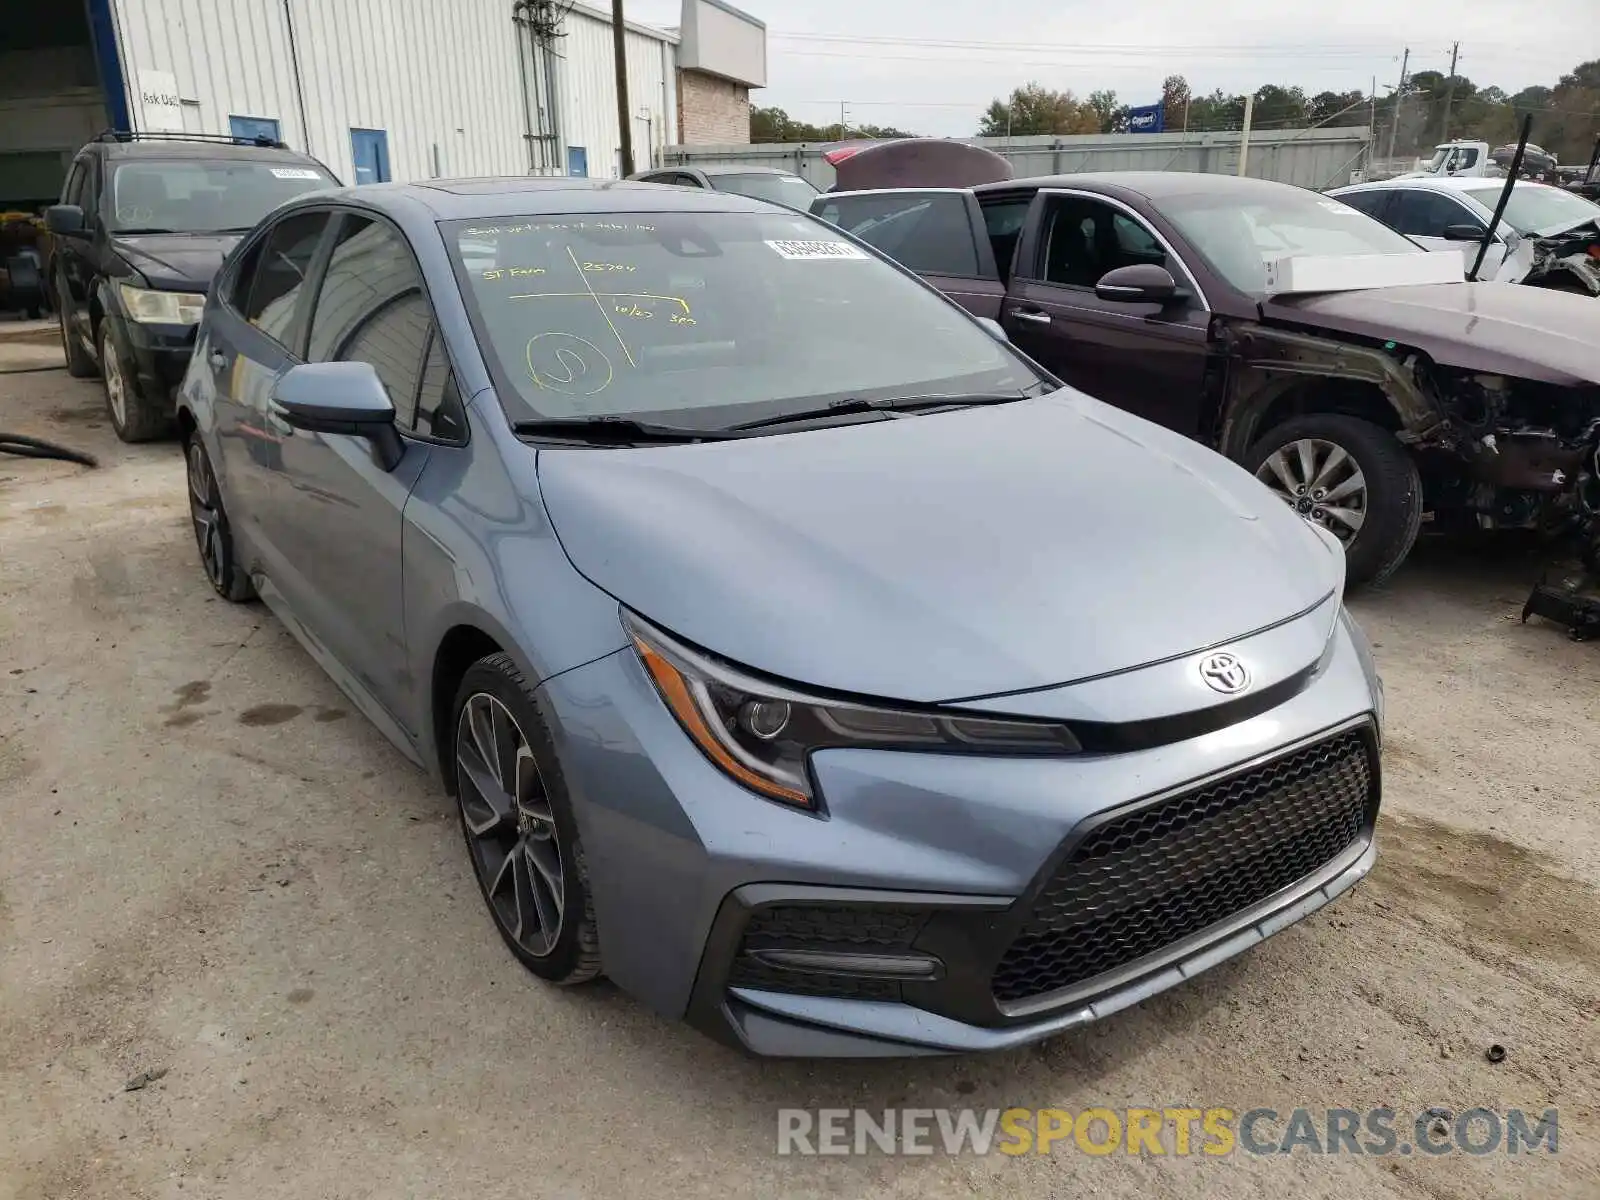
623,0,1600,138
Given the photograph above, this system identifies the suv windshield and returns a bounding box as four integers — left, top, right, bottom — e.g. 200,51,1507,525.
710,173,819,208
1158,190,1423,294
1460,183,1600,235
108,159,336,233
448,211,1042,429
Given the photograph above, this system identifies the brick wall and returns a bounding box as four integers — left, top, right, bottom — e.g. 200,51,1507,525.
677,69,750,145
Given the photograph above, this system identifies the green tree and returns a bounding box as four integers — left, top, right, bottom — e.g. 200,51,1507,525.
1161,74,1192,126
1087,89,1128,134
978,83,1100,137
751,105,915,143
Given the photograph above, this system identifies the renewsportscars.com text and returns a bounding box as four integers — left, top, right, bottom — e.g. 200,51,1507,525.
777,1106,1559,1157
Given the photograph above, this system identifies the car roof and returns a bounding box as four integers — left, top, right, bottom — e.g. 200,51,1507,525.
289,176,788,221
699,165,799,177
1335,177,1560,195
972,171,1312,201
97,140,323,166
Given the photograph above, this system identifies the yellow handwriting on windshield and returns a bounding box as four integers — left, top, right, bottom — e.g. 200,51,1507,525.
480,266,548,281
525,332,615,396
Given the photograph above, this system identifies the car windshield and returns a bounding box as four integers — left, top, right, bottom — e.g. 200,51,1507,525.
1425,147,1451,173
447,211,1043,428
709,173,819,208
1158,189,1424,295
108,159,336,233
1460,183,1600,235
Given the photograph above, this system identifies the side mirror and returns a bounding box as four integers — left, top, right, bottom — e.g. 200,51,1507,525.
270,361,403,470
1443,223,1487,241
45,204,87,237
976,316,1009,343
1094,263,1181,305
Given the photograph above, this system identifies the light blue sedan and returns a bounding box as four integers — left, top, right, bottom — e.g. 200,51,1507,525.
177,177,1383,1057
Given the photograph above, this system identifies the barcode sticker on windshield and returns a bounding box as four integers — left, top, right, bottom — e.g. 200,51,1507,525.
270,168,322,180
765,239,868,260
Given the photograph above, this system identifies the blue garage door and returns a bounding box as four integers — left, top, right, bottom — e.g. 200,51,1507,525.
351,128,392,185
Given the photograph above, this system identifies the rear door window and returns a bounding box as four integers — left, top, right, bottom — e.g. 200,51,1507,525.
813,192,983,277
243,210,330,350
1334,190,1393,221
1388,190,1476,238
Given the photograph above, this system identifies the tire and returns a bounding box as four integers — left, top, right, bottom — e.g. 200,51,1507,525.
451,653,602,986
184,433,255,602
60,303,97,379
1244,413,1423,587
100,324,169,442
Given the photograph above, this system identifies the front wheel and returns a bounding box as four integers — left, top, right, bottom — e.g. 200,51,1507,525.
1245,413,1423,587
451,653,602,985
100,324,168,442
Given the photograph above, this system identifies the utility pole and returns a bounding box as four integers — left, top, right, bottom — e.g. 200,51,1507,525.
1386,46,1410,160
611,0,634,176
1236,93,1255,176
839,100,849,139
1440,41,1461,142
1366,75,1377,179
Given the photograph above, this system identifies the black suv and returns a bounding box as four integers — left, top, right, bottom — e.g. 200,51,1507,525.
45,132,338,441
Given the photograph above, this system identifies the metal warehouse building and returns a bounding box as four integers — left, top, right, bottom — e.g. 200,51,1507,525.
0,0,766,206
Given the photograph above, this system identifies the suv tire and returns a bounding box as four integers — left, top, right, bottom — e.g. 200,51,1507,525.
59,300,97,378
1245,413,1423,587
100,323,168,442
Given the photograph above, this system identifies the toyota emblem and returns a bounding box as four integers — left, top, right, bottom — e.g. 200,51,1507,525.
1198,651,1250,694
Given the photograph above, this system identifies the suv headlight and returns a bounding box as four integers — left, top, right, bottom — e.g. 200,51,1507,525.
626,613,1080,809
119,283,206,324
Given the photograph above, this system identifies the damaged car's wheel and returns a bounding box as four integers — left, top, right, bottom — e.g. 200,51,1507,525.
1247,414,1422,587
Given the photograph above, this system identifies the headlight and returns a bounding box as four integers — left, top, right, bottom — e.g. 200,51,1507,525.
119,283,206,324
626,613,1080,809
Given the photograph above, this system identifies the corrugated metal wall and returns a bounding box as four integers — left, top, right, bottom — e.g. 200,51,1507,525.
556,5,676,177
666,128,1374,193
107,0,676,185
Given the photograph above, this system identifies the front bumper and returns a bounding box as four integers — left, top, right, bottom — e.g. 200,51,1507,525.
537,609,1383,1057
104,312,196,412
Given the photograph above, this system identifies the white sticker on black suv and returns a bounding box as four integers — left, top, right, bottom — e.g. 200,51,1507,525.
765,239,868,260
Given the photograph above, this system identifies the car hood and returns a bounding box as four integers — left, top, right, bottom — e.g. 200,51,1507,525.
112,232,242,292
1263,282,1600,386
537,395,1339,705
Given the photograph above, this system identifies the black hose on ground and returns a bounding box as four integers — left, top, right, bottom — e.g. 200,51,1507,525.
0,363,67,376
0,433,97,467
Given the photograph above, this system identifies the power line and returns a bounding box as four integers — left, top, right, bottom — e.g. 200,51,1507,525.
768,31,1402,54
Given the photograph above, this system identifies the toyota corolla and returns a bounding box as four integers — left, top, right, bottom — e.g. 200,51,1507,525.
177,177,1384,1057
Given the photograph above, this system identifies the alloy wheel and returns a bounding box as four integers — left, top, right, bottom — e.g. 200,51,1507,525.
1255,437,1368,546
187,442,224,588
103,336,128,428
455,693,566,958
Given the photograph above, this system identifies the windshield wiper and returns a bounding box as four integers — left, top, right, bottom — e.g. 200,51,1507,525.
113,227,178,235
512,416,737,444
728,392,1034,433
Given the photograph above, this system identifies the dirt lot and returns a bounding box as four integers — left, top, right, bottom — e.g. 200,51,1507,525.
1,354,1596,1199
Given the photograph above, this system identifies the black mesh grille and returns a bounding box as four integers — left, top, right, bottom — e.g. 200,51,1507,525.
726,904,930,1001
992,730,1373,1005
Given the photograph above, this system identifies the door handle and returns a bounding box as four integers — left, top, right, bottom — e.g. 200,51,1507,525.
1011,309,1051,325
208,351,227,370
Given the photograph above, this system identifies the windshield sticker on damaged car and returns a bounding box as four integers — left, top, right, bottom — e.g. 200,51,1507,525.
270,168,323,180
764,239,869,260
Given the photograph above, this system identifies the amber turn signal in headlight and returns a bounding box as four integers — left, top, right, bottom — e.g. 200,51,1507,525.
626,612,1080,810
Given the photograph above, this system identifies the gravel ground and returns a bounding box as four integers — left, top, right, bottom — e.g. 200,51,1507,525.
1,358,1596,1199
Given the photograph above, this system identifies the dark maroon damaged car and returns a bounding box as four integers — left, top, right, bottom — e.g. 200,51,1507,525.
813,167,1600,585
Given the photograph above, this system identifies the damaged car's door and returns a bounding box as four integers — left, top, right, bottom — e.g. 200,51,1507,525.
1001,190,1212,436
